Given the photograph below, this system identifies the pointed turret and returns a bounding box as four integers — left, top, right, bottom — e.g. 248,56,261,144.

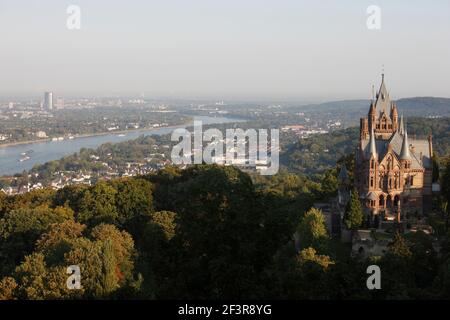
398,114,405,135
367,125,377,159
400,121,411,160
368,102,376,116
391,102,399,130
391,102,398,118
375,73,391,119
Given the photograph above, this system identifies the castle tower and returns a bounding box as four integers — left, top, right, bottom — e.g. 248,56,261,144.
355,74,433,229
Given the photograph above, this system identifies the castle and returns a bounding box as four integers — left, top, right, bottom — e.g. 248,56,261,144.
355,75,433,228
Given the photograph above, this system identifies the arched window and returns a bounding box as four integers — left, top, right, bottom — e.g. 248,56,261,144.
394,195,400,208
379,195,385,207
370,177,374,187
387,195,392,208
387,156,392,170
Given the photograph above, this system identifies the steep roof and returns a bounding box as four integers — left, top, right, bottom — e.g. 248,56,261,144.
400,123,411,160
374,74,392,119
367,192,378,201
398,115,405,135
361,131,431,170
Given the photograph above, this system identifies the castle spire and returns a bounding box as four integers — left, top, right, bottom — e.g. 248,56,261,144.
368,125,377,159
398,114,405,135
400,120,411,160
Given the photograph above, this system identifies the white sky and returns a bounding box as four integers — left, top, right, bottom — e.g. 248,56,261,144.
0,0,449,101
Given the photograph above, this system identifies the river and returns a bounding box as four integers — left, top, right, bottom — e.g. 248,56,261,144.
0,116,243,176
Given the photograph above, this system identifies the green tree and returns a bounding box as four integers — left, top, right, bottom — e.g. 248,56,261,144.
376,233,415,299
297,208,329,253
0,205,73,276
100,239,118,297
155,165,264,299
90,224,135,286
296,247,333,269
111,178,154,231
35,220,86,265
77,181,118,225
12,253,74,299
0,277,17,300
321,169,338,198
344,190,363,230
389,232,412,259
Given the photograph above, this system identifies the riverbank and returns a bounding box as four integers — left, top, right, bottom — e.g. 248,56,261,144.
0,115,246,176
0,115,248,149
0,123,190,149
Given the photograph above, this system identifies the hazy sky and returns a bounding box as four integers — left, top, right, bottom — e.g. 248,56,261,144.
1,0,449,101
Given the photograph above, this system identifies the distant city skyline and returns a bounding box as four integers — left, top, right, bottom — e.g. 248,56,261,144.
1,0,450,101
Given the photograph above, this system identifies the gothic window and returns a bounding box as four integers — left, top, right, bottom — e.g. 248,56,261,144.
387,156,394,171
379,195,385,207
370,177,374,188
370,159,375,169
387,195,392,208
394,195,400,208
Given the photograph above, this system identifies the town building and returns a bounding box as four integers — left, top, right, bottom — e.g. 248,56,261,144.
44,92,53,110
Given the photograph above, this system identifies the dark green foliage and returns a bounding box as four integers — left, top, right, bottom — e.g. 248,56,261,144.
77,181,118,225
1,164,450,300
344,190,363,230
297,208,330,254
